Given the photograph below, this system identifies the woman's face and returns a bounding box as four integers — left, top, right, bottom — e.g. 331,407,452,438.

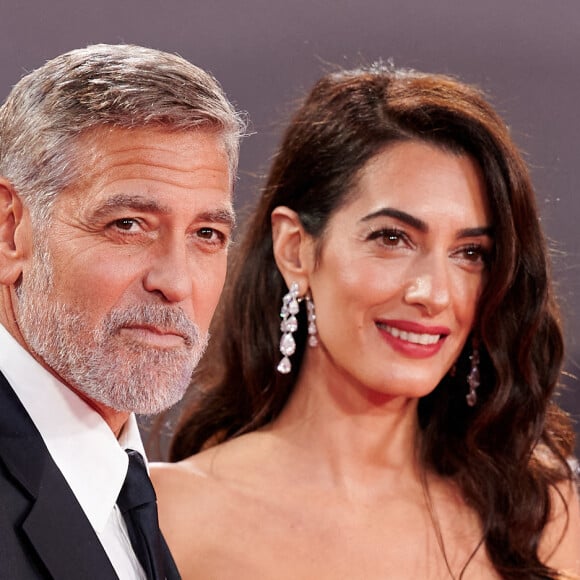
306,140,493,400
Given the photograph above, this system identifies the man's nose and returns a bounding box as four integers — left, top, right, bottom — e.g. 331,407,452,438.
142,237,194,304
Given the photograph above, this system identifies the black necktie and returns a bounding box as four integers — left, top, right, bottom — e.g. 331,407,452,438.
117,449,181,580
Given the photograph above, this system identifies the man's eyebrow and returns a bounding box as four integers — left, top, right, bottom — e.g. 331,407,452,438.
198,207,236,230
91,194,236,229
360,207,493,239
92,194,170,219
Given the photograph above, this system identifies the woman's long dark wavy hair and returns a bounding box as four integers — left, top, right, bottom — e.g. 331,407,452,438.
171,65,576,578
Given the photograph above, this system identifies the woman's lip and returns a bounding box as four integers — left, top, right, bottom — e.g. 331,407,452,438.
376,320,449,357
376,319,451,336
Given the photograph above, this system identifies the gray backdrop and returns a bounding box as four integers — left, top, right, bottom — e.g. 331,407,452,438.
1,0,579,454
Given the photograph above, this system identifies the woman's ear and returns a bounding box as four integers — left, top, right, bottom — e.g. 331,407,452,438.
0,178,31,285
271,206,315,292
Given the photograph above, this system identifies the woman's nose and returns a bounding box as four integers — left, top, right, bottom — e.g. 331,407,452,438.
403,259,451,316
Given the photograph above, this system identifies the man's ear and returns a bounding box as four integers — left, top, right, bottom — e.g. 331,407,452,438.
0,178,30,285
271,206,315,292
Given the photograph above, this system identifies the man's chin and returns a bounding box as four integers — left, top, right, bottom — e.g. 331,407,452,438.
89,381,191,416
69,357,195,417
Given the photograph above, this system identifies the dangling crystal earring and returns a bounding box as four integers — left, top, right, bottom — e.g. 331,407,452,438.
277,282,300,374
466,339,480,407
305,293,318,347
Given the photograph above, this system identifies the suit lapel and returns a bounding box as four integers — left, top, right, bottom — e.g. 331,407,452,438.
0,372,119,579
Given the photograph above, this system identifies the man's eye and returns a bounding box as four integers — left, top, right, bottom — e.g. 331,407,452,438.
113,218,138,231
196,228,226,243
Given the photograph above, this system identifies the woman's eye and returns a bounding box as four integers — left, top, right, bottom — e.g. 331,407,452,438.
383,231,403,245
457,244,490,265
367,228,409,247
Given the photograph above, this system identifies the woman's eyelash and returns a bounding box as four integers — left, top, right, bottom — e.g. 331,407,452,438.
365,228,492,263
366,227,409,245
458,243,491,263
366,227,404,239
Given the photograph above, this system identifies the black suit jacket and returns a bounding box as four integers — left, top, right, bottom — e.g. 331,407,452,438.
0,371,119,579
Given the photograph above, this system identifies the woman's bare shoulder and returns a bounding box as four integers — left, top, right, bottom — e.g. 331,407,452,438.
540,476,580,576
150,438,250,513
150,449,225,533
150,456,210,505
151,433,275,557
151,430,269,482
150,441,252,577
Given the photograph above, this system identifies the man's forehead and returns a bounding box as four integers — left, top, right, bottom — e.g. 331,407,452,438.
72,125,231,179
57,127,232,205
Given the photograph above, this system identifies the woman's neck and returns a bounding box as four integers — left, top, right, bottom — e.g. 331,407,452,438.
269,360,424,499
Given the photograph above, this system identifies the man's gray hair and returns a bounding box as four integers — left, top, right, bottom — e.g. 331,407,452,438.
0,44,245,223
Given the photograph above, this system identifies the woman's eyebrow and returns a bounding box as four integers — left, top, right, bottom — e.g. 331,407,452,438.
360,207,427,232
456,226,494,239
360,207,493,239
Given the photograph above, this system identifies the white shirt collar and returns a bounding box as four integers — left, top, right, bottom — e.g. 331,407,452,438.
0,323,146,533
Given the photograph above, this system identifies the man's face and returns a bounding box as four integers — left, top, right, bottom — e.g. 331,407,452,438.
16,126,234,415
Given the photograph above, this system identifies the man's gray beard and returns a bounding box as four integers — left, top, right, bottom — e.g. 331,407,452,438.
15,246,209,415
